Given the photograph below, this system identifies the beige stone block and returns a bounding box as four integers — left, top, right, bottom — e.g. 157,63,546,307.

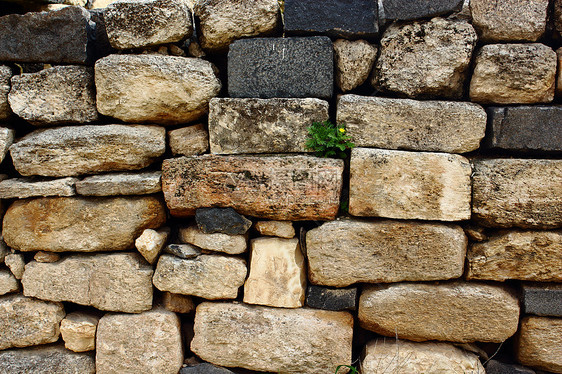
5,253,25,279
75,171,161,196
0,177,77,199
0,269,19,295
517,316,562,373
169,123,209,156
60,312,99,352
135,227,170,264
334,39,377,92
254,221,295,238
179,224,247,254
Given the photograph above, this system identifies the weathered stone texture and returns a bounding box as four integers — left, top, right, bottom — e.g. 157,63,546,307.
95,55,221,124
254,221,295,238
179,225,247,254
3,196,166,252
0,345,95,374
522,283,562,317
169,124,209,156
0,128,14,163
0,177,77,199
10,125,165,177
359,282,520,343
209,97,329,154
60,312,99,352
333,39,377,92
191,302,354,374
135,228,169,264
306,285,357,311
382,0,464,20
0,66,12,120
34,251,60,263
0,269,19,295
349,148,471,221
372,18,477,99
162,292,195,314
164,243,201,259
5,253,25,279
337,95,486,153
76,171,162,196
470,44,557,104
162,155,343,220
195,207,252,235
517,316,562,373
472,159,562,228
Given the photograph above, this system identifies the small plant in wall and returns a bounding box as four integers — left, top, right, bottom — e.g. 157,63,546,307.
335,364,359,374
305,120,355,159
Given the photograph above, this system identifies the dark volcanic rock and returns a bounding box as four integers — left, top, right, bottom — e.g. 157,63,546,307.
89,9,115,60
306,285,357,311
195,207,252,235
522,283,562,317
382,0,463,20
0,345,95,374
486,360,536,374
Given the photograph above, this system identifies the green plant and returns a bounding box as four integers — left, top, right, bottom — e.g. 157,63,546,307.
335,364,359,374
305,120,355,159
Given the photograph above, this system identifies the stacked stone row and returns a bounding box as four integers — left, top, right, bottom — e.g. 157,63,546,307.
0,0,561,373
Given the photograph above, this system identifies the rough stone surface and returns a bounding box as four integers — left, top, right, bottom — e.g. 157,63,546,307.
372,18,477,99
75,171,162,196
470,44,557,104
0,177,77,199
164,243,201,259
486,360,537,374
522,283,562,317
22,252,154,313
472,159,562,228
3,196,166,252
163,155,343,220
8,66,98,125
254,221,295,238
382,0,464,20
191,302,354,374
95,54,221,125
0,294,64,350
153,254,247,300
359,282,520,343
135,228,169,264
0,127,15,162
0,345,95,374
0,269,19,295
195,0,279,52
284,0,378,38
244,237,306,308
333,39,377,92
307,219,466,287
470,0,548,42
162,292,195,314
337,95,486,153
179,224,247,254
60,312,99,352
362,339,485,373
306,285,357,311
467,230,562,282
209,97,329,154
180,363,235,374
0,6,92,64
517,316,562,373
96,308,183,374
228,37,333,99
105,0,192,49
10,125,166,177
0,66,12,120
349,148,471,221
89,8,114,60
34,251,60,263
169,124,209,156
195,207,252,235
5,253,25,279
0,238,7,264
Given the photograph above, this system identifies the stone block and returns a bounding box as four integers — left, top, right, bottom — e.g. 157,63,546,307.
517,316,562,373
306,285,357,311
522,283,562,317
381,0,463,20
333,39,377,92
162,292,195,314
169,124,209,156
0,269,19,295
0,177,77,199
179,224,247,254
195,207,252,235
0,345,95,374
254,221,295,238
4,253,25,279
135,228,170,264
0,66,12,120
164,243,201,259
486,360,537,374
0,128,14,165
75,171,162,196
60,312,99,352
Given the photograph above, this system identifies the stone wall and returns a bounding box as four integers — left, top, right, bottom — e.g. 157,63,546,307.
0,0,561,373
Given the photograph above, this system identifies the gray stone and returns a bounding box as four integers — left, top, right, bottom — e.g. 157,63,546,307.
10,125,166,177
333,39,377,92
306,285,357,311
196,207,252,235
486,360,536,374
522,283,562,317
0,269,19,295
8,66,98,125
228,37,333,99
179,224,247,254
169,123,209,156
164,243,201,259
284,0,378,38
75,171,161,196
0,66,12,120
180,363,235,374
0,177,77,199
0,127,14,162
0,6,92,64
0,345,95,374
382,0,463,20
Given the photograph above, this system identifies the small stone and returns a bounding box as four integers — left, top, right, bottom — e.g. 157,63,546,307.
168,44,186,56
0,269,19,295
522,283,562,317
34,251,60,263
60,312,99,352
0,294,64,350
359,282,520,343
195,0,279,52
486,360,537,374
306,285,357,311
517,316,562,373
0,66,12,120
337,95,486,153
254,221,295,238
180,363,235,374
8,66,98,125
164,243,201,259
75,171,161,196
349,148,472,221
96,308,183,374
5,253,25,279
191,302,354,374
153,254,247,300
470,0,548,42
169,124,209,156
472,159,562,228
333,39,377,92
372,18,477,99
0,345,95,374
179,224,247,254
105,0,192,49
0,177,77,199
135,228,170,265
188,40,205,58
95,54,221,125
382,0,464,20
0,238,6,263
464,224,488,242
195,207,252,235
162,292,195,314
0,127,15,163
470,44,557,104
228,37,333,99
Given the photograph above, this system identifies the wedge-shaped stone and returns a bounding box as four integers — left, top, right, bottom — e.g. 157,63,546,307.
333,39,377,92
0,294,64,350
191,302,354,374
0,177,77,199
337,95,486,153
96,55,221,125
10,125,165,177
162,155,343,220
349,148,471,221
472,159,562,228
60,312,99,352
5,253,24,279
179,224,247,254
208,98,329,154
153,254,247,300
3,196,166,252
517,316,562,373
135,228,169,265
307,219,467,287
359,282,520,343
96,308,183,374
75,171,161,196
0,345,95,374
22,253,153,313
0,269,19,295
467,230,562,281
0,127,14,163
254,220,295,238
0,66,12,120
169,124,209,156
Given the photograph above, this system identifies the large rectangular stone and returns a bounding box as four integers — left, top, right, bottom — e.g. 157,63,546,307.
162,155,343,220
522,283,562,317
0,345,95,374
382,0,463,20
228,37,333,99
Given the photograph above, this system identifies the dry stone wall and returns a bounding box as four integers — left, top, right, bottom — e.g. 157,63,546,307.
0,0,561,373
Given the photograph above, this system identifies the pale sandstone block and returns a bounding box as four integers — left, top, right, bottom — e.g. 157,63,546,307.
179,224,247,254
254,221,295,238
517,316,562,373
60,312,99,352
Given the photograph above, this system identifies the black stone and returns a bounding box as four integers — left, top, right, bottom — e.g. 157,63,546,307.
195,207,251,235
306,285,357,311
522,283,562,317
486,106,562,153
228,36,333,99
486,360,536,374
284,0,378,39
164,244,201,259
180,363,235,374
381,0,463,21
89,9,115,61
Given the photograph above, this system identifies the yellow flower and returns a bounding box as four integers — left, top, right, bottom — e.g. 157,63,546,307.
339,127,345,133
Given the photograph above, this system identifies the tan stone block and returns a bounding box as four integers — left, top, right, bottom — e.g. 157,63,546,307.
34,251,60,263
0,269,19,295
135,227,170,264
517,316,562,373
5,253,25,279
179,224,247,254
0,177,77,199
254,221,295,238
169,123,209,156
75,171,162,196
334,39,377,92
60,312,99,352
162,292,195,314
